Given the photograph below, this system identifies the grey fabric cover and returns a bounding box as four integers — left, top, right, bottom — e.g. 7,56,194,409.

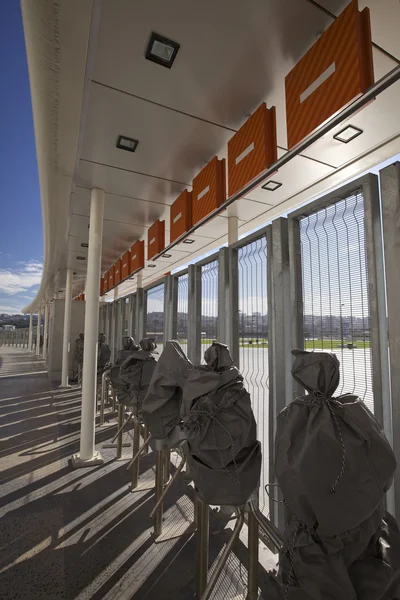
73,334,84,362
183,342,261,506
276,350,396,536
122,336,140,352
114,338,140,367
142,341,192,442
72,334,84,379
109,341,140,394
117,343,157,415
97,340,111,370
273,349,399,599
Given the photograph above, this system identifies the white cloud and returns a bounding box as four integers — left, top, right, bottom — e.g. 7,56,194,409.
0,305,22,315
0,261,43,296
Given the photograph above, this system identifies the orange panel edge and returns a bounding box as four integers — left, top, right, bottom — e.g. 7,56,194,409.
148,220,165,260
285,0,373,150
227,103,278,197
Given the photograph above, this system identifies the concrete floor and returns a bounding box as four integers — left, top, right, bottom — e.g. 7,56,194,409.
0,347,278,600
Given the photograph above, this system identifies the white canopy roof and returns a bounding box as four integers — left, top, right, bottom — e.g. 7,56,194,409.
21,0,400,311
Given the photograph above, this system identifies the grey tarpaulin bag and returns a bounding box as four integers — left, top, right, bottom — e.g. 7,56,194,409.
273,349,399,600
97,333,111,370
114,337,140,366
118,339,157,415
275,349,396,537
142,340,192,442
183,342,261,506
109,337,140,399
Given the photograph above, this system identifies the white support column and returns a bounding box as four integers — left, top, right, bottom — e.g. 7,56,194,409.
228,215,239,245
36,308,41,355
59,269,73,387
43,303,49,361
28,312,33,351
72,188,105,467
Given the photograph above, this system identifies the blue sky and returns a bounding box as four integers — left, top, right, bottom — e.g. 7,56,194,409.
0,2,43,314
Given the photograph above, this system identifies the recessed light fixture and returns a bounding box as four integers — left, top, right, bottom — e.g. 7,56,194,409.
333,125,363,144
81,242,88,248
76,256,86,260
145,32,180,69
73,272,77,275
162,253,172,258
148,263,156,268
116,135,139,153
183,238,195,245
262,180,282,192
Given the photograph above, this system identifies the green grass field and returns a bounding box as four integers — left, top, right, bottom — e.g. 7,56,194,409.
238,339,371,350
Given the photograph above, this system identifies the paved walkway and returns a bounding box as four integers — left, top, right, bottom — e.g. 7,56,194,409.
0,348,276,599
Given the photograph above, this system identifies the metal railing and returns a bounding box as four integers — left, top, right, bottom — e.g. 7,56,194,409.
99,172,394,547
0,327,30,348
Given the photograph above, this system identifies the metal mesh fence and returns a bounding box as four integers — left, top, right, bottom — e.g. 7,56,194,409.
105,303,113,349
299,191,374,412
0,328,29,347
238,236,270,516
201,260,219,363
122,297,129,338
176,273,189,356
130,294,137,341
146,283,165,355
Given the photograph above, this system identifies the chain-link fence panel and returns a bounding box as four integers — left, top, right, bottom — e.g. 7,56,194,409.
299,190,374,411
201,259,219,364
176,273,189,356
238,235,270,516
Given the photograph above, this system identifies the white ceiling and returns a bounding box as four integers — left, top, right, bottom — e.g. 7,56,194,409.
22,0,400,306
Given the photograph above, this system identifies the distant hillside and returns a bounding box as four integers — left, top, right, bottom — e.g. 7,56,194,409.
0,314,40,328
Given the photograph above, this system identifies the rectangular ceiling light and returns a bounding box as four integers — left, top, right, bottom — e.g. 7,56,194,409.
183,238,195,244
148,263,156,268
162,253,172,258
76,256,86,260
116,135,138,152
81,242,89,248
262,180,282,191
145,32,180,68
333,125,363,143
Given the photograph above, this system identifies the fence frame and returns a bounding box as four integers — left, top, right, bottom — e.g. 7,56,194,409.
378,162,400,517
288,173,389,437
171,269,190,350
195,247,220,364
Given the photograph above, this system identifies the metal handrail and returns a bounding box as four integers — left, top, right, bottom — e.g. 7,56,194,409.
149,455,187,518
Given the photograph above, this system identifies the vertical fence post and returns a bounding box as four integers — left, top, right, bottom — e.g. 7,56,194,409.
267,218,292,531
117,299,123,351
110,301,116,362
164,275,178,342
136,286,145,342
378,163,400,517
132,293,137,339
363,174,391,437
288,217,304,353
218,246,239,364
217,247,228,344
127,294,131,338
188,264,201,364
